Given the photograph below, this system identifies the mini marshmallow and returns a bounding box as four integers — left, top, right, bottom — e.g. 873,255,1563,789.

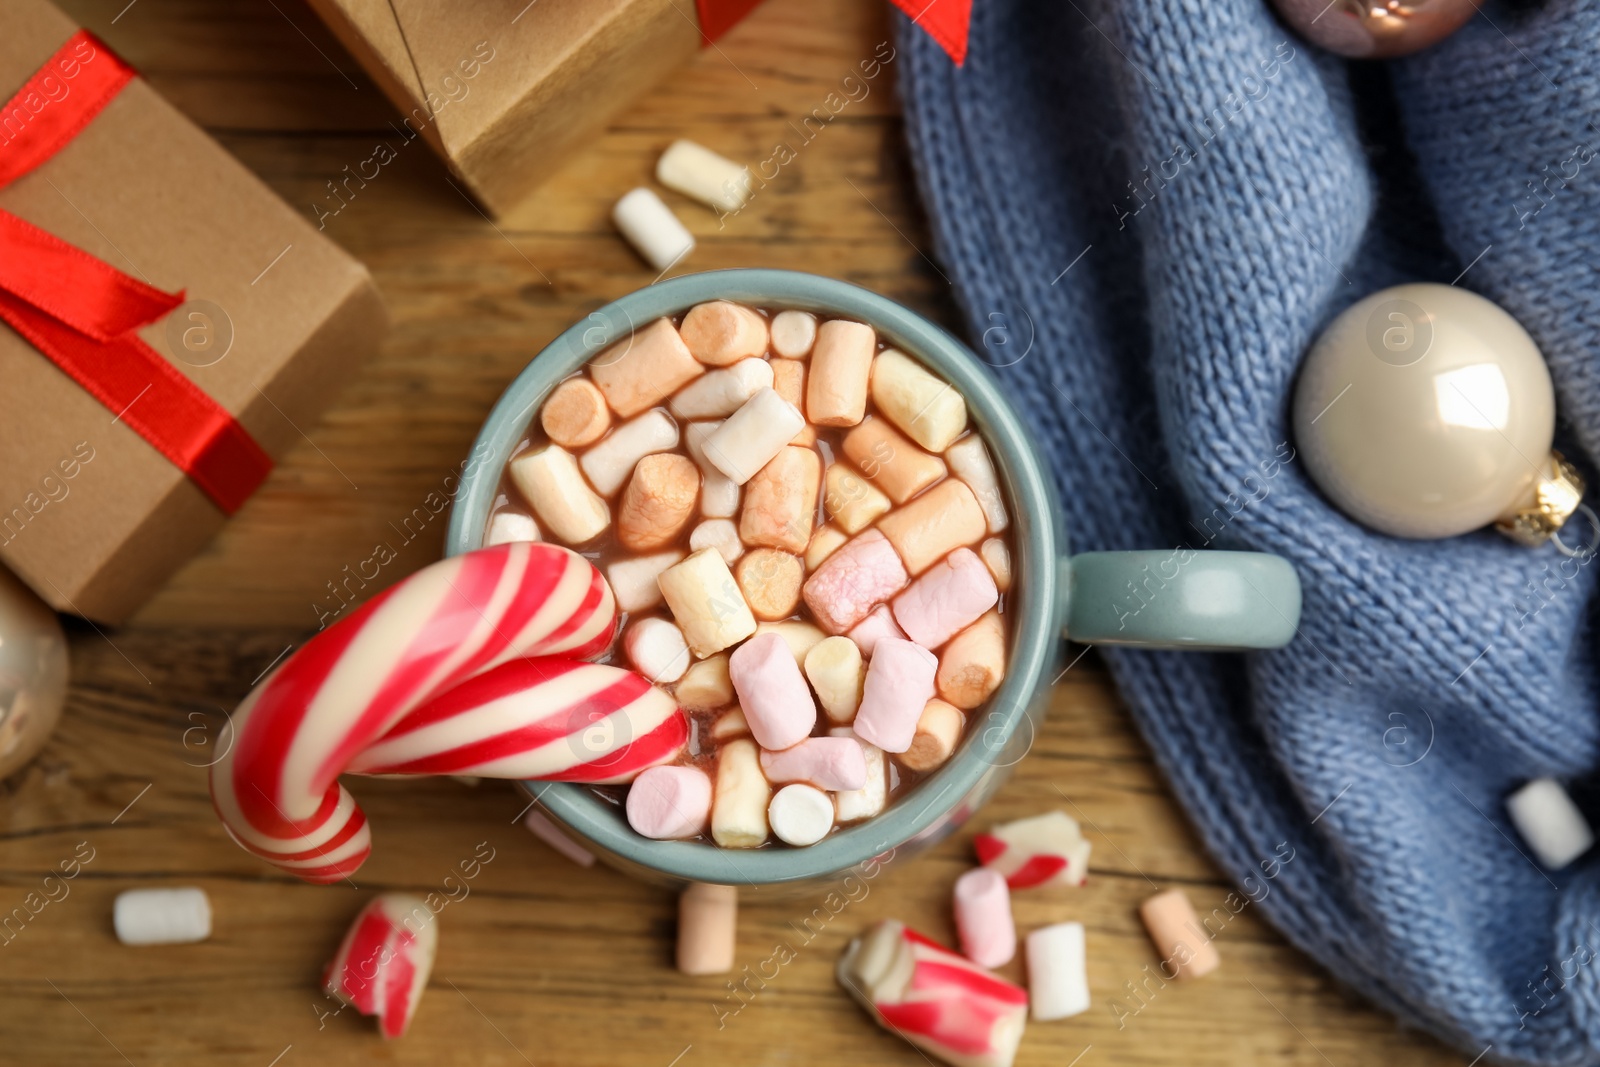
831,727,887,821
760,735,868,791
807,319,875,427
689,518,744,565
754,620,828,666
627,765,713,839
712,739,770,848
685,420,741,518
824,463,892,535
523,808,597,867
770,310,818,358
606,550,685,613
877,479,988,576
678,882,738,975
618,453,699,551
710,707,750,741
113,887,212,946
802,528,911,634
580,409,680,497
848,604,908,657
892,548,1000,649
702,388,806,484
541,377,611,448
769,783,836,846
657,140,752,214
729,632,817,751
770,358,815,445
843,417,947,504
1507,777,1595,869
681,301,769,366
975,811,1092,889
901,699,964,771
937,611,1007,709
658,548,758,656
853,639,939,754
946,435,1009,533
805,636,865,724
806,525,848,571
735,549,804,620
981,537,1012,593
1140,889,1220,980
953,868,1016,968
509,444,610,545
1027,923,1089,1021
740,445,821,553
676,653,733,710
670,358,774,419
871,348,969,452
589,317,703,418
485,510,541,546
624,617,691,683
613,187,695,272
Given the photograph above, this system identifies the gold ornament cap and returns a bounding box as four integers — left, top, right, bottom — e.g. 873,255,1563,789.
1495,451,1586,548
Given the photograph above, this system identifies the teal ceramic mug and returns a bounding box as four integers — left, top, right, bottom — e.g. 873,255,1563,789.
446,269,1300,891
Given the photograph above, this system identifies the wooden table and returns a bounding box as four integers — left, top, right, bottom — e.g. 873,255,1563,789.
4,1,1468,1063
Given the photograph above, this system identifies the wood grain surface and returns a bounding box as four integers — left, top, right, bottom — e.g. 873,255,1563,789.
2,1,1467,1063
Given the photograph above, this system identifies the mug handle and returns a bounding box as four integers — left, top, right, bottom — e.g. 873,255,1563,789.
1060,551,1301,650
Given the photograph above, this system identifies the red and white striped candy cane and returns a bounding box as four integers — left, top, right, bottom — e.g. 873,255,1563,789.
210,542,681,883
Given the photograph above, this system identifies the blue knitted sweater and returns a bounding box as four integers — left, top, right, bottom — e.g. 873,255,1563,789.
897,1,1600,1062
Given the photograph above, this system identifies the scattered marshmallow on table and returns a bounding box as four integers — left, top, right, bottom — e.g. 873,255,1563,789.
824,463,892,534
485,510,541,546
953,867,1016,968
980,537,1012,593
658,548,758,657
770,310,818,358
729,631,818,751
627,765,713,839
901,699,964,771
975,810,1092,888
938,611,1008,709
1140,888,1220,980
740,445,821,553
735,549,804,620
702,387,806,484
843,417,947,504
871,347,969,452
804,635,865,724
675,653,733,710
624,617,691,683
769,783,837,846
853,638,939,753
1507,777,1595,869
807,319,876,426
618,453,699,551
689,518,744,565
678,882,738,975
876,478,988,576
656,139,752,214
946,434,1009,533
113,887,212,946
831,727,888,821
541,376,612,448
523,808,597,867
803,528,910,634
509,445,610,545
848,603,907,657
1027,922,1090,1021
685,420,741,518
612,187,695,272
589,317,703,418
607,549,684,613
681,300,769,366
711,739,770,848
760,735,867,790
893,547,1000,650
806,524,848,571
579,408,680,497
670,357,773,419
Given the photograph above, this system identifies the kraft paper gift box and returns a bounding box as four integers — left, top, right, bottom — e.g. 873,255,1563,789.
301,0,764,221
0,0,389,624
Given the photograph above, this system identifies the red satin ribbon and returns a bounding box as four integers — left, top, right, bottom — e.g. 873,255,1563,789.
0,30,271,515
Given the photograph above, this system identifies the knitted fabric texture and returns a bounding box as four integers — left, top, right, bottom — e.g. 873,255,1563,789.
897,0,1600,1062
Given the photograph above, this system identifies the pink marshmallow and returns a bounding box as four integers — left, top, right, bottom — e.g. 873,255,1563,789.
802,529,910,634
759,736,868,791
953,868,1016,969
625,765,713,840
728,632,818,750
851,638,937,753
892,548,999,650
848,604,907,657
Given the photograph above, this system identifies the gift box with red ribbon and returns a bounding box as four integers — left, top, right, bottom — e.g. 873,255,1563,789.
0,0,388,623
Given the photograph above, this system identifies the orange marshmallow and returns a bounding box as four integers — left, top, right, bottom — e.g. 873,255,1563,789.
805,524,849,571
824,463,891,535
936,611,1006,709
842,418,947,504
1139,889,1221,980
680,301,769,366
588,317,704,417
805,319,875,426
876,479,987,575
901,699,964,771
739,446,821,554
735,549,804,621
678,883,738,975
617,453,700,552
770,358,816,446
540,377,611,448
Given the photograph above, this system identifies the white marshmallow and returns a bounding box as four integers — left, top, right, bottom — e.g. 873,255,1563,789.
770,310,818,359
509,445,610,545
945,435,1009,533
980,537,1012,594
754,620,828,667
712,739,770,848
580,409,680,497
612,187,695,272
690,519,745,566
870,348,968,453
685,421,741,518
1508,777,1594,869
702,388,806,485
804,635,865,724
113,887,212,946
658,548,758,657
485,510,541,545
768,784,836,847
670,358,774,419
656,139,752,214
624,618,691,683
1026,922,1090,1021
830,726,887,822
606,550,685,614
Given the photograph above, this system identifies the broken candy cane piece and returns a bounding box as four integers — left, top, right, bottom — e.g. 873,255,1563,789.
711,739,770,848
323,894,439,1039
606,549,685,614
612,187,695,273
945,435,1008,533
837,919,1028,1067
627,765,713,839
1026,922,1089,1021
802,528,910,635
485,510,540,546
877,479,988,577
807,319,876,427
848,604,907,657
675,653,733,710
740,445,821,554
678,882,738,975
685,421,742,518
541,377,611,448
1507,777,1595,869
703,388,806,485
618,453,700,552
853,638,939,754
657,548,758,656
113,887,211,946
870,349,969,453
669,357,774,419
735,549,804,620
937,612,1007,710
589,317,702,418
953,868,1016,969
770,310,817,358
657,139,753,214
759,735,867,791
509,445,610,545
523,808,596,867
893,548,1000,650
830,727,887,822
680,300,768,366
973,811,1092,889
769,783,836,846
580,409,680,497
728,631,817,751
804,635,865,724
843,417,947,505
624,617,691,683
1140,888,1220,980
901,699,964,772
